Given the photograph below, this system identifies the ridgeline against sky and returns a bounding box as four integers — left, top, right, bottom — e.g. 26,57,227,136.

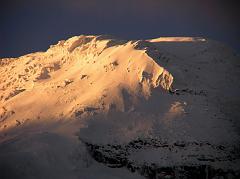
0,0,239,58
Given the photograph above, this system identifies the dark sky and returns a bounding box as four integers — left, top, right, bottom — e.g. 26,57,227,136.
1,0,239,58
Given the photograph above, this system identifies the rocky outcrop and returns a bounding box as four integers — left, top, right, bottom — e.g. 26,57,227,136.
81,137,240,179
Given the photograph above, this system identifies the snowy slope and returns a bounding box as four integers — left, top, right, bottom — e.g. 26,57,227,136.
0,35,239,179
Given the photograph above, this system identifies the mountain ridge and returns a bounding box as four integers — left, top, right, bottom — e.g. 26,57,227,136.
0,35,239,179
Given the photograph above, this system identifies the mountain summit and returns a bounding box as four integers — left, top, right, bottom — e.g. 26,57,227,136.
0,35,239,179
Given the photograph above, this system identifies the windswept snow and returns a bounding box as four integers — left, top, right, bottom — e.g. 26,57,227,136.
0,35,239,179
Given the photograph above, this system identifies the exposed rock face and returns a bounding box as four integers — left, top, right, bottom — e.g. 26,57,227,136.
82,137,240,179
0,35,240,179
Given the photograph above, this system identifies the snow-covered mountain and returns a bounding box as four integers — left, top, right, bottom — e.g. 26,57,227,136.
0,35,239,179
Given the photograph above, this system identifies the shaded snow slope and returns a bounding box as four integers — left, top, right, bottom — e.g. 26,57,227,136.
0,35,239,179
